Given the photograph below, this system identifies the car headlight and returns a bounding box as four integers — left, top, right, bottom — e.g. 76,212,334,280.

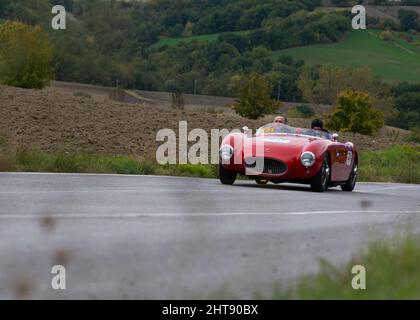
220,145,234,162
301,152,316,168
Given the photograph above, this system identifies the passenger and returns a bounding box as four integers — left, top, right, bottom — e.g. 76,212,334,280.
311,119,329,133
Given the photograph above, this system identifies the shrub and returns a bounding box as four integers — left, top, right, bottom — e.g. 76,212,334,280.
326,90,384,135
408,127,420,143
380,30,393,41
234,73,281,119
171,90,185,110
0,21,53,89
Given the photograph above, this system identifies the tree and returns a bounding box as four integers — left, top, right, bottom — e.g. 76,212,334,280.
326,90,384,135
0,21,53,89
171,89,185,110
298,65,349,105
233,73,281,119
398,9,419,32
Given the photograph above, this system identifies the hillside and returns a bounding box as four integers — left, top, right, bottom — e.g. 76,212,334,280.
150,27,420,84
277,30,420,83
152,30,252,49
0,85,410,159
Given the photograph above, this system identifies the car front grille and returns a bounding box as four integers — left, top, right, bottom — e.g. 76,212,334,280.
244,157,288,175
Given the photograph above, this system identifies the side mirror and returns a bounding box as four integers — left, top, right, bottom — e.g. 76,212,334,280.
332,133,339,141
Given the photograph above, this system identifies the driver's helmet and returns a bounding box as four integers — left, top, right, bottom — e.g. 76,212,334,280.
311,119,324,130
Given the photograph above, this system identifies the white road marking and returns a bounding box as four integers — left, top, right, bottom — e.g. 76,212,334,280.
0,210,419,220
355,185,420,192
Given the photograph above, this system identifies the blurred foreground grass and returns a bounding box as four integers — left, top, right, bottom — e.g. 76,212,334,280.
1,136,419,183
276,234,420,299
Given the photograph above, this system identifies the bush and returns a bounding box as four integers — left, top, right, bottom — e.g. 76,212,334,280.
0,20,53,89
288,104,315,119
234,73,281,119
326,90,384,135
380,30,393,41
408,127,420,143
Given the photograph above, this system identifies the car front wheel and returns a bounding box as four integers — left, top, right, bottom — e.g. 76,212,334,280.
219,165,237,185
310,154,330,192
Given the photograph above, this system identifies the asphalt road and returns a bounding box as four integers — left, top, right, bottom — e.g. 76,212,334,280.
0,173,419,299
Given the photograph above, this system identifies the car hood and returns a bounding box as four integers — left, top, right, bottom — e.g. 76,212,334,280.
244,134,323,158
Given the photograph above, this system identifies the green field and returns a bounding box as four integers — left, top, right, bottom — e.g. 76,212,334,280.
277,30,420,84
153,29,420,83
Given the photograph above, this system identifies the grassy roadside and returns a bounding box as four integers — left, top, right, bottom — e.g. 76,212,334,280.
0,149,218,178
1,137,419,183
358,145,420,184
273,234,420,299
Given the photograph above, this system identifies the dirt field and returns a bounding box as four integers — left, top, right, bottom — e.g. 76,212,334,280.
50,81,325,114
0,84,410,159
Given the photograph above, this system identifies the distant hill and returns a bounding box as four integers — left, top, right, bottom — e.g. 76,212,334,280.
153,28,420,84
277,30,420,84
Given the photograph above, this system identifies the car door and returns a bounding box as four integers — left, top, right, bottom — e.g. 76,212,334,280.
329,143,349,181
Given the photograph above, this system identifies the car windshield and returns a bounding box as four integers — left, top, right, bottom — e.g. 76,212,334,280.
256,123,332,140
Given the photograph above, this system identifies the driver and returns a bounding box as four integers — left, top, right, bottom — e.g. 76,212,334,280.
274,115,287,125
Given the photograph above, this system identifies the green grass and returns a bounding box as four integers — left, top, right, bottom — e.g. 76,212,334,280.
273,234,420,299
359,145,420,184
152,30,252,49
277,30,420,84
0,141,217,179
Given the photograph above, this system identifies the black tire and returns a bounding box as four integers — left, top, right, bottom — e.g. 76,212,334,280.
219,165,237,185
310,154,331,192
341,161,358,192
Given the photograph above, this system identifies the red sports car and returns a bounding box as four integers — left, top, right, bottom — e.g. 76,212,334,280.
219,123,358,192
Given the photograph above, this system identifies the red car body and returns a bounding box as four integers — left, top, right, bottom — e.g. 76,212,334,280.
219,123,358,192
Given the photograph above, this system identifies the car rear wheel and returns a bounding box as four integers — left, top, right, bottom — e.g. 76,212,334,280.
341,162,358,192
219,165,237,185
310,154,330,192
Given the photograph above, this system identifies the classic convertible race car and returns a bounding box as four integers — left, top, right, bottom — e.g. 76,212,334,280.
218,123,358,192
